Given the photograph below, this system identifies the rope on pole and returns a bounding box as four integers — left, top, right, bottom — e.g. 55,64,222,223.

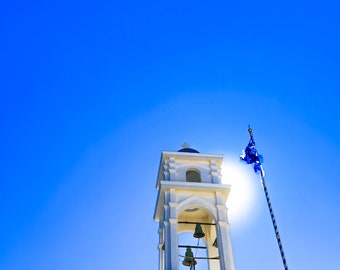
260,174,289,270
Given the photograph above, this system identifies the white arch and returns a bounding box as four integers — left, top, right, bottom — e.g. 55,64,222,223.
176,194,217,222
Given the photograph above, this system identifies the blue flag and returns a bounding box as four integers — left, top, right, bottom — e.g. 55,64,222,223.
240,128,265,176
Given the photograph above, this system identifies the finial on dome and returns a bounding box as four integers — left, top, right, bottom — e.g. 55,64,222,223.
182,142,190,148
178,143,199,153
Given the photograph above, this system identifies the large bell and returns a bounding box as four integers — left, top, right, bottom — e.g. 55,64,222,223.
182,247,197,267
193,223,205,238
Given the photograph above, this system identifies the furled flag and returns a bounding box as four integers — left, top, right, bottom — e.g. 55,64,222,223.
240,126,265,176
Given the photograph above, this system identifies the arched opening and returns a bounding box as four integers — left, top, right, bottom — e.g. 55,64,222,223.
186,168,201,183
177,206,220,270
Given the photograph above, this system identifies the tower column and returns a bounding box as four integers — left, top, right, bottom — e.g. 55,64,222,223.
163,189,179,270
215,191,235,270
158,225,164,270
216,221,235,270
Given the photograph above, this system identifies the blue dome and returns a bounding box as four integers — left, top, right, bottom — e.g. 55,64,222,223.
178,147,200,153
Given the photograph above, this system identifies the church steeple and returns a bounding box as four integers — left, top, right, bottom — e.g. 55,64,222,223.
154,146,235,270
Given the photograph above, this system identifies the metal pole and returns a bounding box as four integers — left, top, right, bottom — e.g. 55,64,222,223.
178,245,207,249
178,221,216,226
260,173,289,270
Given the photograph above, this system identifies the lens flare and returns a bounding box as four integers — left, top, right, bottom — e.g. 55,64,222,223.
221,157,261,230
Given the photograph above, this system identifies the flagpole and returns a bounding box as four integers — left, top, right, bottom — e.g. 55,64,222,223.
241,126,289,270
260,172,289,270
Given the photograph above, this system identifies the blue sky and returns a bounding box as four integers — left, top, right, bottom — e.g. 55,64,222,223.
1,1,339,269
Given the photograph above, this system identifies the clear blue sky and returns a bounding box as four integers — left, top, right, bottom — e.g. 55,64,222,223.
1,1,339,269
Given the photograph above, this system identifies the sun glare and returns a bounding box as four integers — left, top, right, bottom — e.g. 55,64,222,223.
221,157,261,230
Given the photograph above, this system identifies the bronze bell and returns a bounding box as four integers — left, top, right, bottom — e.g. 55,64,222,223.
193,223,205,238
213,237,218,248
182,247,197,267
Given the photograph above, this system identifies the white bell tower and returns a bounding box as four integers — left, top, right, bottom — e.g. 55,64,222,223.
154,144,235,270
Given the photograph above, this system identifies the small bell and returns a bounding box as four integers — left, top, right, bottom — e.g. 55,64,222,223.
182,247,197,267
213,237,218,248
193,223,205,238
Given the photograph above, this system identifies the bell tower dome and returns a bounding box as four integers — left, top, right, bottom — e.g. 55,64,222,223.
154,144,235,270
